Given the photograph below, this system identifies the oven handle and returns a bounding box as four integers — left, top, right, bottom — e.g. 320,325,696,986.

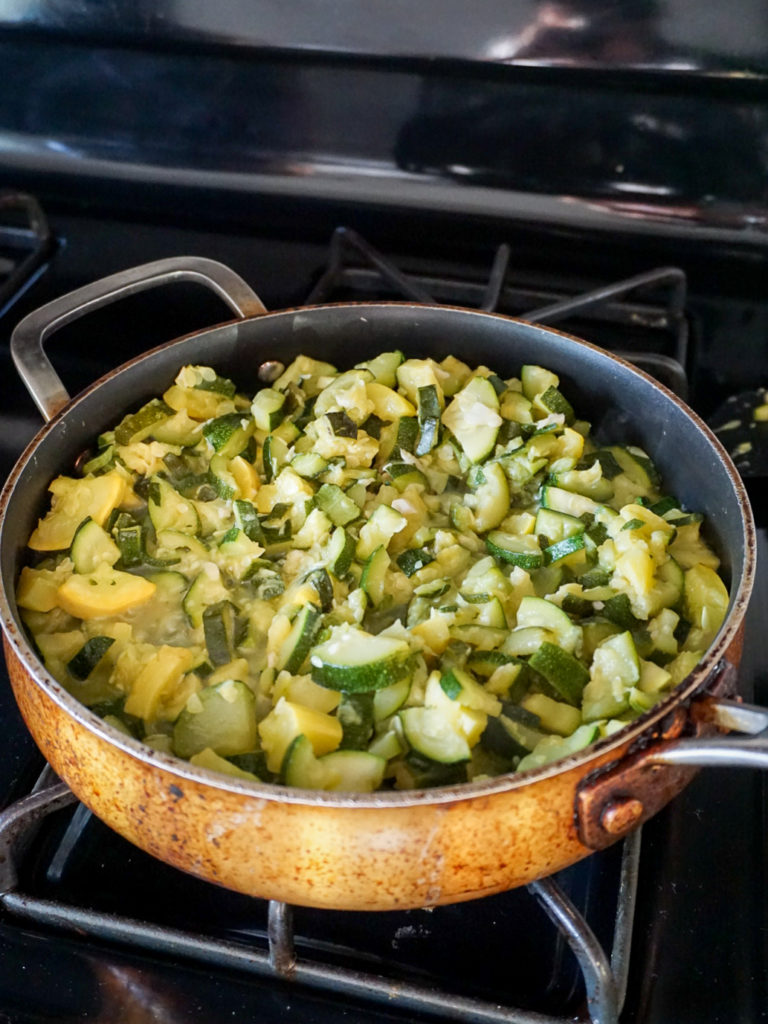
10,256,267,422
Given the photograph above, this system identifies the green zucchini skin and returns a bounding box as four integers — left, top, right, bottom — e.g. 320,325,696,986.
67,636,115,680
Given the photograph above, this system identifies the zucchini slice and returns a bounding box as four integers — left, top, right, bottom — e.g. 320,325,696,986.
320,750,386,792
415,384,441,456
515,596,582,653
291,452,328,479
278,604,323,674
471,461,510,533
310,627,412,692
67,636,115,681
356,503,406,561
283,734,386,792
173,680,258,760
190,747,260,781
481,711,545,759
516,723,600,773
527,642,590,706
202,601,240,667
314,484,360,527
521,692,582,736
521,364,559,401
399,706,471,764
326,526,356,578
282,733,328,789
115,398,173,446
251,388,286,432
262,434,289,483
357,350,404,388
360,546,391,606
486,531,544,569
70,517,121,573
337,691,375,749
540,484,601,518
582,631,640,721
372,676,412,720
148,476,200,536
259,697,343,773
183,568,230,629
442,375,502,464
203,411,254,458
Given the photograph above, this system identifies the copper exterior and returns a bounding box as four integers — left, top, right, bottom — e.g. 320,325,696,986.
0,633,662,909
1,625,748,910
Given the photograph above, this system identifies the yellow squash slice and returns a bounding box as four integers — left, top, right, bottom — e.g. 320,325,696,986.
57,564,156,619
29,471,126,551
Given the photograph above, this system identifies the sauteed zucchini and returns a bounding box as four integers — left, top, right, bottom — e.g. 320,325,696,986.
17,353,729,791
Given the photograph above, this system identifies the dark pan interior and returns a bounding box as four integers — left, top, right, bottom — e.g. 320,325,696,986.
1,303,749,619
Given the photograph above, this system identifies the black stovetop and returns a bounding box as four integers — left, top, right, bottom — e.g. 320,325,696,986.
0,194,767,1024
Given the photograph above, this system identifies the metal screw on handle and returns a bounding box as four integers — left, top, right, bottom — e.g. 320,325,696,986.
10,256,267,422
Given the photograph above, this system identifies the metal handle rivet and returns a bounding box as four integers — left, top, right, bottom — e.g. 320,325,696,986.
600,797,645,836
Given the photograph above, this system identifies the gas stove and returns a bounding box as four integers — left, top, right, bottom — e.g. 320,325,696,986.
0,196,766,1024
0,8,767,1022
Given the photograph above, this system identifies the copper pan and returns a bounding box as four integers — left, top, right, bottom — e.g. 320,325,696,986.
1,257,765,912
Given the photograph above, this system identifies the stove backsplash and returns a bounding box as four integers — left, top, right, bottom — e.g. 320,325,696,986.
0,4,766,237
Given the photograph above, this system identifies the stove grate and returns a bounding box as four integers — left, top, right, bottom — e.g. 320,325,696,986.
307,226,689,397
0,223,695,1024
0,772,639,1024
0,191,54,322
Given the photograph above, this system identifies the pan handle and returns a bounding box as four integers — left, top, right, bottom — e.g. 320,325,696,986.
576,659,768,849
645,698,768,768
10,256,267,422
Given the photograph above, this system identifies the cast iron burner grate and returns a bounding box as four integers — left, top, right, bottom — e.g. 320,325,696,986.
0,770,638,1024
307,227,689,398
0,226,696,1024
0,191,54,322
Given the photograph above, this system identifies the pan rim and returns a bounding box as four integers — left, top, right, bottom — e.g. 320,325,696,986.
0,299,756,808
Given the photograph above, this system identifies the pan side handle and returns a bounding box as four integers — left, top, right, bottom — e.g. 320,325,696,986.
576,660,768,849
10,256,267,422
644,699,768,768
